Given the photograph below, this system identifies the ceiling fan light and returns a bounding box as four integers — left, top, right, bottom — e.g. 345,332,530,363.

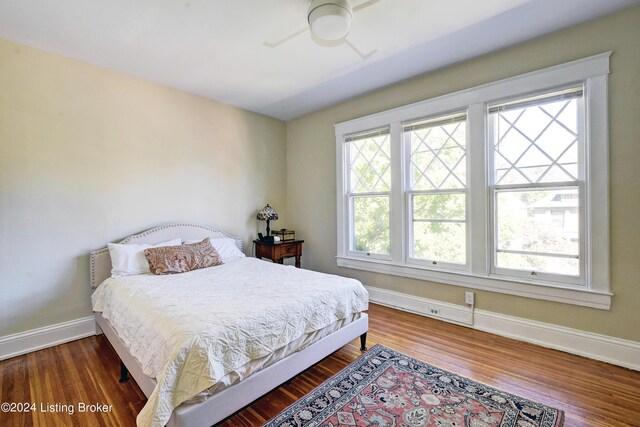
308,1,353,41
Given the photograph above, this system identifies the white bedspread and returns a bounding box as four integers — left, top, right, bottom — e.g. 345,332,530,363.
91,258,368,427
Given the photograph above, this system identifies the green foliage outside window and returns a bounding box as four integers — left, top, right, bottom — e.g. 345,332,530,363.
353,197,390,254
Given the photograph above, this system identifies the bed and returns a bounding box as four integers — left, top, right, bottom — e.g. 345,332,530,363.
90,223,369,427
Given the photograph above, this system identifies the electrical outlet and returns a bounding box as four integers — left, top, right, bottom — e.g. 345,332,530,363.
427,307,440,316
465,291,475,305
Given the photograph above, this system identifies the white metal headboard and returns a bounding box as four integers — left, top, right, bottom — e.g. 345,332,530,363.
90,223,244,288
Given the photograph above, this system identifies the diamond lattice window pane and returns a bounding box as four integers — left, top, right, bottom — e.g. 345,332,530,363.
498,111,521,137
497,130,530,164
516,107,550,141
555,101,578,133
517,146,550,168
450,160,467,187
520,166,548,183
349,134,391,193
539,165,575,183
492,95,581,185
499,169,527,185
535,122,576,159
557,145,579,180
407,118,467,191
539,100,565,117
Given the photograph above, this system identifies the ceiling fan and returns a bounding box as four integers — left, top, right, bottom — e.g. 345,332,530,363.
263,0,381,60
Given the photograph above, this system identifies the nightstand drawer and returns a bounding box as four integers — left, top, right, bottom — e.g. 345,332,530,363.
279,243,298,257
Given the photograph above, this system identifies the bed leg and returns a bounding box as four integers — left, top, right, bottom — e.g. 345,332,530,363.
360,333,367,351
119,361,129,383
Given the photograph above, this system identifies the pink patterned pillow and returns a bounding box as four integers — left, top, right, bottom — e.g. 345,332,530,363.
144,238,223,275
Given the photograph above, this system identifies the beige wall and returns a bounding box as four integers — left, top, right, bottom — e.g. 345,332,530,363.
0,39,287,336
286,6,640,342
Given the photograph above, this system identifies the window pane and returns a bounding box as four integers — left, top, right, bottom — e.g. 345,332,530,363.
497,253,579,276
406,113,468,266
496,188,579,275
492,91,581,185
352,196,390,254
413,193,465,220
413,193,465,264
349,133,391,193
406,116,466,191
413,222,465,264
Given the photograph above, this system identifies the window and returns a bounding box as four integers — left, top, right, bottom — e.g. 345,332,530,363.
404,112,468,268
489,87,583,283
336,53,611,309
346,128,391,256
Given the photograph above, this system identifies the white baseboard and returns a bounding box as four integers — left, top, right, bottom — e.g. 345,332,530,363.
365,285,474,325
0,316,96,361
472,310,640,371
365,286,640,371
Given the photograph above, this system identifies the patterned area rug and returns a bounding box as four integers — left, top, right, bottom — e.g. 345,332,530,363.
265,344,563,427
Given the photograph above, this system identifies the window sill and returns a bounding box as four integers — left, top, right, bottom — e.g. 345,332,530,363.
336,256,612,310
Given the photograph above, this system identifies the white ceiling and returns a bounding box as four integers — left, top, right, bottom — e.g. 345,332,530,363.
1,0,638,120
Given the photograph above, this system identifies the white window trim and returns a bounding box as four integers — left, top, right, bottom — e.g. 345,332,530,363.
335,53,612,310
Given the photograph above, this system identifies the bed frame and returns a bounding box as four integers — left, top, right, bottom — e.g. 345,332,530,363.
90,223,368,427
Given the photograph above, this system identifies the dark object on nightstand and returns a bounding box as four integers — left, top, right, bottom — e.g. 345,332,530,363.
257,232,275,243
254,239,304,268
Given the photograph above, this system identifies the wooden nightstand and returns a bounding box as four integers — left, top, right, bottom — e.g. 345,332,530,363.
254,239,304,268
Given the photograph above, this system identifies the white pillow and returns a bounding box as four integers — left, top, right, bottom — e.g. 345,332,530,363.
184,237,245,263
108,239,181,277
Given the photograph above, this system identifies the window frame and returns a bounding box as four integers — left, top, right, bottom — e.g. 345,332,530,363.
344,127,392,260
487,87,586,286
335,53,612,310
403,111,470,271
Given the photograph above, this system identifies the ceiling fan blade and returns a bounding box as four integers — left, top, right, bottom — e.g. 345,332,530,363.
263,27,309,48
344,39,377,59
353,0,382,12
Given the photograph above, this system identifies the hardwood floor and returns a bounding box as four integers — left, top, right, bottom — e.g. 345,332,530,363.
2,303,639,426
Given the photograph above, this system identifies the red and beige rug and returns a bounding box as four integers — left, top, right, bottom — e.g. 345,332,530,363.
265,344,563,427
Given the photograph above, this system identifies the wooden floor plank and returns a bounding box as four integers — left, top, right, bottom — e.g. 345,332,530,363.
1,303,638,426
